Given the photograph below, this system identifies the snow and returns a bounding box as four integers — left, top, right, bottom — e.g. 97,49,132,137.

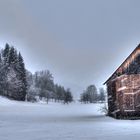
1,97,140,140
0,96,16,106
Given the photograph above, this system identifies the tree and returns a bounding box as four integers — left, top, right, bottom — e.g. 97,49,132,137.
80,84,98,103
64,88,73,104
2,43,10,65
0,43,73,103
53,84,64,102
6,67,23,100
26,69,73,104
86,85,98,103
34,70,54,102
99,88,106,103
0,44,27,101
26,70,33,90
80,91,89,103
35,70,54,91
16,52,27,100
0,44,10,97
8,47,18,65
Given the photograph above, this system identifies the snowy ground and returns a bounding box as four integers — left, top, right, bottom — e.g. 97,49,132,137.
1,97,140,140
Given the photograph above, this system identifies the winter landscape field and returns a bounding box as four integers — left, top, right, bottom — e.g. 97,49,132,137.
0,97,140,140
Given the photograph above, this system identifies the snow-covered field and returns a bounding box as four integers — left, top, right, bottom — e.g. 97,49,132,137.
0,97,140,140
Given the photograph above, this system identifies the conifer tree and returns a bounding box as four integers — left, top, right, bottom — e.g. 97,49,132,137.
0,44,27,101
16,52,27,100
8,47,18,65
2,43,10,65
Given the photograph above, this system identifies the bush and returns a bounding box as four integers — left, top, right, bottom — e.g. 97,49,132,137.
100,103,108,115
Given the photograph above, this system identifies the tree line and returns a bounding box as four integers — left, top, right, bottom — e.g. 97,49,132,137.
80,85,106,103
0,43,106,104
0,44,73,104
26,70,73,104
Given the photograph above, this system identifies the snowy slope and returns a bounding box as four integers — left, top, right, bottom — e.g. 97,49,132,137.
0,96,16,106
0,97,140,140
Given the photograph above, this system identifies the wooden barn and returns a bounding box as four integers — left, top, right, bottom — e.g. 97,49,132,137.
104,44,140,119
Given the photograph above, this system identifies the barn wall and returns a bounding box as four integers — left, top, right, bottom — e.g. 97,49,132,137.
107,81,117,117
111,74,140,118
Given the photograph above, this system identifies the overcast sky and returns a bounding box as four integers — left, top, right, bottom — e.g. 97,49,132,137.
0,0,140,96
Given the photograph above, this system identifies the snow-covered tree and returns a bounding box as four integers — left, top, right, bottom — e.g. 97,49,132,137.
0,43,73,103
16,52,27,100
2,43,10,65
0,44,27,101
34,70,54,100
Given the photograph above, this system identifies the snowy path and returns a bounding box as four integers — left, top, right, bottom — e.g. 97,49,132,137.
0,98,140,140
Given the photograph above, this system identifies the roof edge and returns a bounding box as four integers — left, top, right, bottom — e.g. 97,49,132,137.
103,43,140,85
